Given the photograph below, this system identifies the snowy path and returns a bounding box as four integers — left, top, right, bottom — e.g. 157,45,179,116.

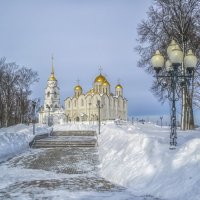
0,147,159,200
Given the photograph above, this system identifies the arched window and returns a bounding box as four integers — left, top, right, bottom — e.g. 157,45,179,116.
54,91,57,98
68,101,70,108
47,92,50,97
74,100,76,107
55,104,58,108
81,99,84,107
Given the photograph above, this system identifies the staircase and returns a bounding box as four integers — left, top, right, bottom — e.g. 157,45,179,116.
31,130,97,148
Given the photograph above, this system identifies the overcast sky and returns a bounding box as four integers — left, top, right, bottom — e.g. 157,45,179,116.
0,0,199,123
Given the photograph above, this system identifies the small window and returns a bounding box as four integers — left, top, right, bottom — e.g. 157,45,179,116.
47,92,50,97
68,101,70,108
81,99,84,106
54,92,57,98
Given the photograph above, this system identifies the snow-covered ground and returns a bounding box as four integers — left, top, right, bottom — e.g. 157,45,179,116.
0,124,52,162
0,121,200,200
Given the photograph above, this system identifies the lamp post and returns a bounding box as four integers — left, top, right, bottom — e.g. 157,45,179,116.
32,101,36,135
151,40,197,149
160,116,163,128
46,105,51,126
88,102,91,124
96,100,103,135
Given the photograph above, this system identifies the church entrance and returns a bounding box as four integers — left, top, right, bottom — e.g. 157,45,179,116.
76,116,80,122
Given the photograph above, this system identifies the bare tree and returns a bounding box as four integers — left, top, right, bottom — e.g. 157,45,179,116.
136,0,200,130
0,58,39,127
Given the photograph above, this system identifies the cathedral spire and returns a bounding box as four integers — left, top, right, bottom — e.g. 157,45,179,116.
48,55,56,81
51,55,55,74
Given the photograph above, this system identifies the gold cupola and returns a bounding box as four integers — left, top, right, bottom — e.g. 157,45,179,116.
103,80,110,86
115,82,123,96
74,80,83,97
74,85,82,91
48,56,57,81
94,74,106,84
115,84,123,89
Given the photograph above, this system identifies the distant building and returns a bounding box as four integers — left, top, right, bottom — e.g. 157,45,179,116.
39,58,65,124
65,72,128,122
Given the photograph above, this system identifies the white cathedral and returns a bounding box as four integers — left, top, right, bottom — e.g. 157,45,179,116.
39,60,128,124
65,73,128,122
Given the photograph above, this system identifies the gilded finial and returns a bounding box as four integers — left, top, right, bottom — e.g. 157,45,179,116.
48,55,56,81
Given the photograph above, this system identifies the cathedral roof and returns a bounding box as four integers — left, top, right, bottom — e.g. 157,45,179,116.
116,84,123,89
94,73,110,85
103,80,110,86
94,74,106,84
48,73,56,81
74,85,82,91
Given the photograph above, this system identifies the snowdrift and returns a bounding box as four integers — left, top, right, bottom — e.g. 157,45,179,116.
99,122,200,200
0,124,52,161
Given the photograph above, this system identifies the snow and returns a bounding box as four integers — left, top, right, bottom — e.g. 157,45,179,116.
0,121,200,199
0,124,52,162
98,122,200,200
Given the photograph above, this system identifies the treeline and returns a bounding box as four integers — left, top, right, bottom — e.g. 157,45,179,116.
0,57,39,127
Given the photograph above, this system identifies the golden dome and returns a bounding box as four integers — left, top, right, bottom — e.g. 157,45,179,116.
87,88,93,94
48,73,56,81
74,85,82,91
94,74,106,84
103,80,110,86
116,84,123,89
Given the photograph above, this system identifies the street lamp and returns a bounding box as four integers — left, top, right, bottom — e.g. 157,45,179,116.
96,100,103,135
151,40,197,149
46,105,51,126
88,102,91,124
160,116,163,128
32,101,36,135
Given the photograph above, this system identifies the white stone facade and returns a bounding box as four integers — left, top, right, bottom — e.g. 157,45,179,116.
65,73,128,122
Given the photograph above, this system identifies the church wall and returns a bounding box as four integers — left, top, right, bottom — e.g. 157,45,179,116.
63,74,128,122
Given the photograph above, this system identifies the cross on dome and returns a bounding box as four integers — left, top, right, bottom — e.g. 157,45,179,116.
99,66,103,74
76,79,80,85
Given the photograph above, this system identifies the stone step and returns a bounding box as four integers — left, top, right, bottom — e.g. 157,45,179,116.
31,135,97,148
33,141,96,145
31,130,97,149
52,130,96,136
32,144,96,148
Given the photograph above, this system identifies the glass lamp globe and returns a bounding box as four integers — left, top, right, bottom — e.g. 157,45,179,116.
151,50,164,70
169,44,183,65
184,50,197,69
167,40,177,57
